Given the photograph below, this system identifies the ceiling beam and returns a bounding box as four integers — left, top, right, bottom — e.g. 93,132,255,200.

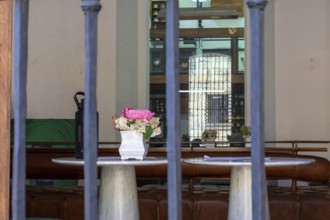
150,28,244,38
157,7,243,20
211,0,244,13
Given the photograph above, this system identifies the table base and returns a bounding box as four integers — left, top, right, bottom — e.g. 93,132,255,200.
99,165,139,220
228,166,270,220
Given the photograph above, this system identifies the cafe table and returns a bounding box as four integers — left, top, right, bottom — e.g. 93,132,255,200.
184,156,315,220
52,156,167,220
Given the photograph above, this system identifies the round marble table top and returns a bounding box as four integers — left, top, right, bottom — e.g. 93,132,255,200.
52,156,168,167
184,156,315,167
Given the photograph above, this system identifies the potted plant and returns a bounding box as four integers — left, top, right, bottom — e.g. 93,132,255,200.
240,125,251,147
112,107,161,160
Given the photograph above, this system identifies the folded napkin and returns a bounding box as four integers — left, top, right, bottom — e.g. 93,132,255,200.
204,155,271,161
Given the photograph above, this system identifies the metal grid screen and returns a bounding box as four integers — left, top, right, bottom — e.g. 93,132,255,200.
188,53,231,144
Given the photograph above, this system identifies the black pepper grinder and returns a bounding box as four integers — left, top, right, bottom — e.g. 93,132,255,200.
74,92,85,159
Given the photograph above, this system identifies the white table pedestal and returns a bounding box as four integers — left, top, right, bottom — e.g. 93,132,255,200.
52,157,167,220
52,156,312,220
99,165,139,220
228,166,270,220
183,157,314,220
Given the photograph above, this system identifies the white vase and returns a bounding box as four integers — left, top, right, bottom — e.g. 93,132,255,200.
119,130,148,160
245,136,251,148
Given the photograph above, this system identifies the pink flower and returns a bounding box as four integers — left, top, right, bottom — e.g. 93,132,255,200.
122,107,155,120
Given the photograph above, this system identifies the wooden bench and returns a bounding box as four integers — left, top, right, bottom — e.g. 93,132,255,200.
16,147,330,220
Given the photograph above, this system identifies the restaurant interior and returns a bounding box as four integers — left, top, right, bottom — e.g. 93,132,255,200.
1,0,330,219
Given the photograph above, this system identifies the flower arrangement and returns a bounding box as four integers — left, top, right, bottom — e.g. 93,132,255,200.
112,107,161,140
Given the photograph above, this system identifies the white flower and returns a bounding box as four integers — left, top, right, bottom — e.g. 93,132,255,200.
151,127,161,137
149,117,160,129
115,117,129,130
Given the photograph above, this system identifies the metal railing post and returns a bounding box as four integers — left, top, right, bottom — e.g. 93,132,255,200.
81,0,102,219
246,0,268,219
12,0,29,219
166,0,182,219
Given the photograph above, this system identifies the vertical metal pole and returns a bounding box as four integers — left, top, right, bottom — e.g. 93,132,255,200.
246,0,268,220
81,0,101,219
166,0,182,220
12,0,29,219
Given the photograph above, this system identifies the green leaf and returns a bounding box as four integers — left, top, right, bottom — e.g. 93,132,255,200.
144,125,153,140
240,125,250,137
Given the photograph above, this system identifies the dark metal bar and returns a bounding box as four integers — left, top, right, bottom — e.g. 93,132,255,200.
166,0,182,219
12,0,29,219
81,0,101,219
246,0,268,220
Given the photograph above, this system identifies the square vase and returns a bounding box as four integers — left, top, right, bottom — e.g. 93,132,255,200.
119,130,148,160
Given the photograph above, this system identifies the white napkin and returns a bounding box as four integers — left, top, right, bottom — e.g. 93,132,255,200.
204,155,271,161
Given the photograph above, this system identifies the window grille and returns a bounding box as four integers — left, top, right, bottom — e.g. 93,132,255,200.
207,94,229,124
188,53,231,145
